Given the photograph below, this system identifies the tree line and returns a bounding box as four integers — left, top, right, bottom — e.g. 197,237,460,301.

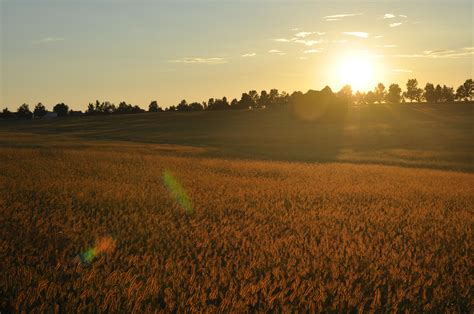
1,78,472,120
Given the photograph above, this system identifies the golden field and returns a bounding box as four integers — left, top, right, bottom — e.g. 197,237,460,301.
0,136,472,312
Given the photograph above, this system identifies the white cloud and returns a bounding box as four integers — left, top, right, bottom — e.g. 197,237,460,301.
423,49,456,55
390,22,403,27
268,49,286,55
295,31,313,38
383,13,396,19
299,56,309,60
399,15,408,18
315,32,326,36
392,69,412,73
273,38,291,42
463,47,474,51
324,18,341,22
393,49,474,59
36,37,65,44
304,49,321,54
294,39,321,46
374,35,384,39
169,57,227,64
377,44,398,48
323,13,362,19
241,53,256,57
342,32,369,38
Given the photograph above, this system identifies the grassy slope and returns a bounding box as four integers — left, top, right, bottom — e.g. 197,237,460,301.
1,103,473,171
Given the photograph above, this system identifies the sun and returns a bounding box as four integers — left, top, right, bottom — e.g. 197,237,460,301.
337,51,375,91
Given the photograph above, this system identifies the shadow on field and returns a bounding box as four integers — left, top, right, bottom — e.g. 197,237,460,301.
0,103,473,172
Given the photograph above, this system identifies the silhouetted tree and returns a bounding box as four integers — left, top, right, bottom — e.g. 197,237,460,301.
17,104,33,119
86,103,96,115
354,91,366,105
248,90,259,108
234,93,254,110
149,100,160,112
441,85,455,102
177,99,189,111
404,79,423,102
434,84,443,103
456,79,473,101
386,84,402,103
207,97,230,110
189,102,204,111
230,98,238,108
166,105,176,112
0,108,13,119
374,83,386,104
53,103,69,117
33,102,47,118
365,91,377,105
424,83,437,103
258,90,270,108
337,85,353,104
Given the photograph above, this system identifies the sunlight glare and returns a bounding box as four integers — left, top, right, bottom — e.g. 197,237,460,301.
337,51,375,91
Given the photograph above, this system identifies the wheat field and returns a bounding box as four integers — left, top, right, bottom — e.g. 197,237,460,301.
1,138,472,312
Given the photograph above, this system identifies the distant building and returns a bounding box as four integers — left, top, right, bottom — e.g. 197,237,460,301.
43,112,58,118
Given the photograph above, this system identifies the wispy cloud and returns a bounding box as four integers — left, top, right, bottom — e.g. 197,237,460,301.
169,57,227,64
36,37,65,44
392,69,413,73
295,31,312,38
390,22,403,27
241,53,256,57
268,49,286,55
294,39,321,46
463,47,474,51
303,49,321,54
273,38,291,42
342,32,369,38
399,15,408,18
323,13,362,20
424,49,456,55
393,49,474,59
374,35,384,39
383,13,396,19
377,44,398,48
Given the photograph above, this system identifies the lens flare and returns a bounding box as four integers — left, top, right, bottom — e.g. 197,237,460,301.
163,169,193,214
80,236,115,264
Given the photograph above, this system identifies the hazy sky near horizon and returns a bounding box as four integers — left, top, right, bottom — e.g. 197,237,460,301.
1,0,473,110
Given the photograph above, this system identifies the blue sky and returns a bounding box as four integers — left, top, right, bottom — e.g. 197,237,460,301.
1,0,472,110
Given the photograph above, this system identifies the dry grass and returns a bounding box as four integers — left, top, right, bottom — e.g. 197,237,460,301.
0,139,472,312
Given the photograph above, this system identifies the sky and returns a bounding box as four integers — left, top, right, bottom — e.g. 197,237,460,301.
1,0,473,110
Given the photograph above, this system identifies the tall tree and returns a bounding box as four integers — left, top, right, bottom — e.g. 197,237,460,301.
441,85,455,102
337,85,353,104
33,102,47,118
53,103,69,117
374,83,386,104
177,100,189,111
365,91,377,105
456,79,473,101
403,79,423,102
148,100,160,112
386,84,402,103
424,83,436,103
17,104,33,119
1,108,13,119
